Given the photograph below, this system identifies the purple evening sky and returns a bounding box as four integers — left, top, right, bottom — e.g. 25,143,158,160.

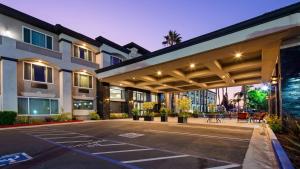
0,0,298,51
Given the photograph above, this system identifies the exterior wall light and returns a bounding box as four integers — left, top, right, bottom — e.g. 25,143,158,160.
271,76,278,85
235,52,242,58
190,63,195,69
157,71,162,76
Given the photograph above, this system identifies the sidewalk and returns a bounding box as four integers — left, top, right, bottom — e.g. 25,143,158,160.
114,117,258,129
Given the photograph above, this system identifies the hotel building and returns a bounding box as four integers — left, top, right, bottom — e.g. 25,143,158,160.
1,3,300,122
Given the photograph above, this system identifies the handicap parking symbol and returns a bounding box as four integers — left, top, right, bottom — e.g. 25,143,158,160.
0,152,32,167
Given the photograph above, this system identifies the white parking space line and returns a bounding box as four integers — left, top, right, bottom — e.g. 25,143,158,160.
93,148,153,155
122,154,190,164
34,133,79,137
206,164,240,169
56,140,94,144
99,143,127,146
26,131,69,135
146,129,250,142
24,129,59,133
42,135,93,139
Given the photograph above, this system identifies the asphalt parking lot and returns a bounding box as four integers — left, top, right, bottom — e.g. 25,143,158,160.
0,120,254,169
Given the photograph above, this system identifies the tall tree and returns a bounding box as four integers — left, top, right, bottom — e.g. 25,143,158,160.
234,91,244,113
163,30,182,113
162,30,182,46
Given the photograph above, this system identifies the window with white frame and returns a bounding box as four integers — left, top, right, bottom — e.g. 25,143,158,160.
73,44,94,62
110,87,125,99
73,99,93,110
24,62,53,83
73,72,93,89
18,97,58,115
23,27,53,50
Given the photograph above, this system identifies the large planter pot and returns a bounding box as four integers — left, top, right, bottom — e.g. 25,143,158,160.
133,116,139,120
144,116,154,121
161,116,168,122
178,117,188,123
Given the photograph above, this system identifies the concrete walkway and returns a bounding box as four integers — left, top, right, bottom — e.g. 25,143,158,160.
115,117,258,129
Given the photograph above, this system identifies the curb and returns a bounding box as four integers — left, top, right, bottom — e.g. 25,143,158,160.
266,125,295,169
0,120,99,131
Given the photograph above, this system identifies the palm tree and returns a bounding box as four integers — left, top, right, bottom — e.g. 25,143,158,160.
234,91,244,113
162,30,182,46
163,30,182,113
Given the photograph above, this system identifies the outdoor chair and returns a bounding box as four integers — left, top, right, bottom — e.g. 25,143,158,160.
251,112,266,123
237,112,249,122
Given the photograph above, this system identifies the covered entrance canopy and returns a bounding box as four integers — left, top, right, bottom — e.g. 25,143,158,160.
96,5,300,92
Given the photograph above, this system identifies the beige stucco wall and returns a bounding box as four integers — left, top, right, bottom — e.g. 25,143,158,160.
0,14,59,51
17,61,60,98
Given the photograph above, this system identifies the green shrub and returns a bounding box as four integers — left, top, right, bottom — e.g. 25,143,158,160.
266,115,282,133
160,108,169,116
178,112,191,118
60,112,71,121
16,116,31,124
144,111,155,117
0,111,17,125
89,112,100,120
45,116,53,122
193,109,200,115
131,108,140,116
110,113,128,119
30,118,45,124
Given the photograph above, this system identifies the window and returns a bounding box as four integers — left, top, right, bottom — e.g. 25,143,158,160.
133,91,147,101
18,97,58,115
73,44,94,62
73,99,93,110
22,27,53,50
73,72,93,89
151,94,158,103
110,56,122,65
24,62,53,83
110,87,125,99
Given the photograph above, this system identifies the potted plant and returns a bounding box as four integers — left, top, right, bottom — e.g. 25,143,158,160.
143,102,155,121
192,109,200,118
160,107,169,122
178,112,190,123
177,98,191,124
131,108,140,120
144,112,155,121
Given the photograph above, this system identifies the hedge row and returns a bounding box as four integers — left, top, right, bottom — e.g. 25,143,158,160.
0,111,17,125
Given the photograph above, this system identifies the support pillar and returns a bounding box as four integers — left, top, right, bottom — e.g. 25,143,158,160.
96,80,110,119
125,88,133,117
1,57,17,111
157,93,163,111
59,70,72,113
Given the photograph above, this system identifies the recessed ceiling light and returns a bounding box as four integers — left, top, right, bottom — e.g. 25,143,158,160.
189,80,193,83
132,77,136,80
190,63,195,68
119,83,123,86
163,84,167,87
157,71,162,76
235,52,242,58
